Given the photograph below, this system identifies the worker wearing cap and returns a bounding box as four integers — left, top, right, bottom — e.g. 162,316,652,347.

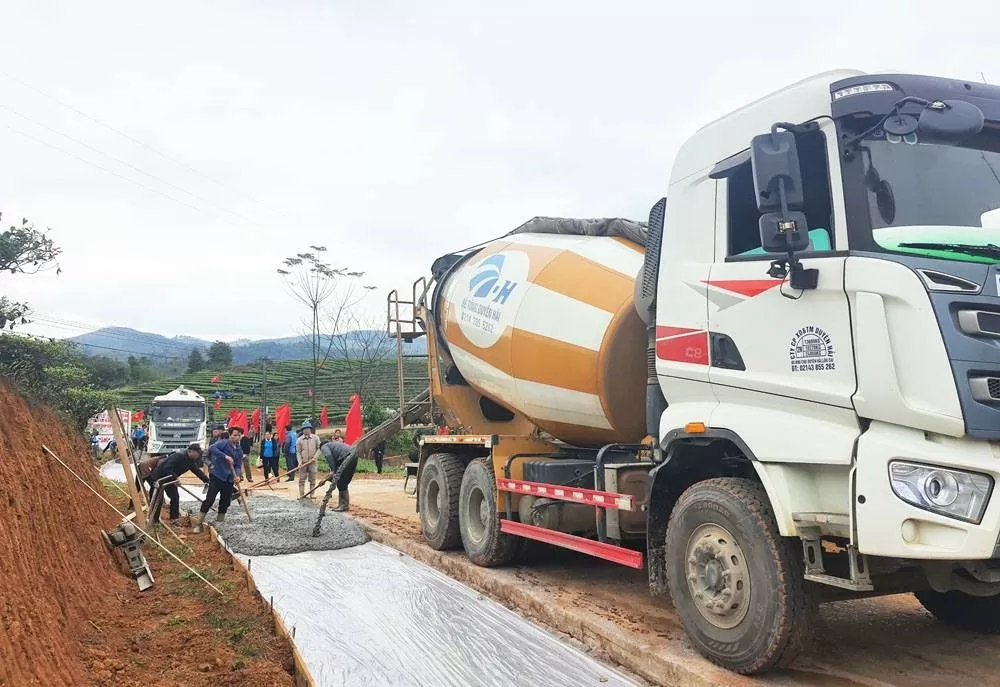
193,427,244,533
146,444,210,526
296,421,321,499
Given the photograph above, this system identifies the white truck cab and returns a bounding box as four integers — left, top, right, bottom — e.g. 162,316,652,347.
644,69,1000,669
146,386,207,456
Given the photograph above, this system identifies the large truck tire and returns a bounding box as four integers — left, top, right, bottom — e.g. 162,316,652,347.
419,453,465,550
459,457,518,567
664,477,816,674
915,590,1000,633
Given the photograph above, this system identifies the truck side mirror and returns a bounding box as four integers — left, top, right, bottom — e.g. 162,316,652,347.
751,127,818,290
751,130,810,254
751,130,804,213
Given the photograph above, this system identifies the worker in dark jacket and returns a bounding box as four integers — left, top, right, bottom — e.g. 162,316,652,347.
239,431,254,482
193,427,244,533
371,440,386,474
146,444,209,525
320,439,357,512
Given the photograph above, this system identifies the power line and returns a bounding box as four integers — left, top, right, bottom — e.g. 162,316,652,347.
71,340,183,361
1,119,245,225
30,314,199,352
0,69,275,213
6,329,183,361
0,102,264,227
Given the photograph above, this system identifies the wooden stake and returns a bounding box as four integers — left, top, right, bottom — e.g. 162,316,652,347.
109,407,146,528
42,445,224,596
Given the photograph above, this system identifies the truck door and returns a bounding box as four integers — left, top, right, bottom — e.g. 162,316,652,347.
705,127,860,464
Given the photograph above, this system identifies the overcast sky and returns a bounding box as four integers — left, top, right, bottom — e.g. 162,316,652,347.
2,0,998,346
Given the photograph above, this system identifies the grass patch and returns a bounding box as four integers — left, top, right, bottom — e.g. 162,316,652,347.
354,458,402,475
238,644,260,657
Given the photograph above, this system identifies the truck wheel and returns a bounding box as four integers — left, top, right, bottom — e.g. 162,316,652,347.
459,457,518,567
915,590,1000,633
665,477,815,674
419,453,464,550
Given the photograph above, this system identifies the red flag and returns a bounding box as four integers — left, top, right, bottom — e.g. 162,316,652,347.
251,408,261,433
344,395,362,445
234,409,249,432
131,410,144,423
275,403,291,442
320,405,329,428
214,398,222,410
211,375,221,383
226,408,238,424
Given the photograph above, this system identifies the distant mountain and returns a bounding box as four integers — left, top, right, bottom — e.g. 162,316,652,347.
69,326,427,364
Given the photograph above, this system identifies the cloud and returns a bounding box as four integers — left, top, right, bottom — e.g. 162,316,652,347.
1,0,997,342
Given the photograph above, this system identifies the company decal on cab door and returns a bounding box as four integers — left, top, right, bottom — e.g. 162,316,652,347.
656,278,783,365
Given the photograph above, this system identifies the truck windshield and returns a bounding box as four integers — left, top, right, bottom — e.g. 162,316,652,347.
858,127,1000,262
152,405,204,422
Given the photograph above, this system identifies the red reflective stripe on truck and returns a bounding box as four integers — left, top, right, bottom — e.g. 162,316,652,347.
654,325,698,339
702,279,782,298
497,478,635,511
655,330,709,365
500,520,645,569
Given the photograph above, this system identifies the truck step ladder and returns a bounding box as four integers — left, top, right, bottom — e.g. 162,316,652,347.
802,538,874,591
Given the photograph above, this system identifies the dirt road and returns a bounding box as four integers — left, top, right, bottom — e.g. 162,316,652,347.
337,478,1000,687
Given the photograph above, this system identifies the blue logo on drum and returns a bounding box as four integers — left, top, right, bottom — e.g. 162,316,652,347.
469,254,518,305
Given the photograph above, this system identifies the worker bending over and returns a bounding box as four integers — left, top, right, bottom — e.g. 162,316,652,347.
193,427,244,533
320,437,357,512
296,420,320,498
146,443,209,526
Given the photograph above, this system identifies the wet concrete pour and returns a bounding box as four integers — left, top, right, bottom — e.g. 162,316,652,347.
216,494,368,556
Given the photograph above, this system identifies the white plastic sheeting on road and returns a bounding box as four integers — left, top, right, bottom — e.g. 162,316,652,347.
238,542,636,687
99,459,125,482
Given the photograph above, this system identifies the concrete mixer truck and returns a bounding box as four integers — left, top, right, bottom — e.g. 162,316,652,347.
387,70,1000,674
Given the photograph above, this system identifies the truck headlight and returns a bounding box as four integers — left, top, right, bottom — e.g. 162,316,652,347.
889,461,993,524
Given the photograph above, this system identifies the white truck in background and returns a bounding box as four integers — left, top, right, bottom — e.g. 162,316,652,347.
146,386,207,456
390,70,1000,674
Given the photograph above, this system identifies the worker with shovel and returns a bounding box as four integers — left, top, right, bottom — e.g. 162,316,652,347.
145,443,210,526
193,427,244,533
319,436,357,512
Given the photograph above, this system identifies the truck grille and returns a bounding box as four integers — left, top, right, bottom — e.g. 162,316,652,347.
970,377,1000,403
153,426,202,452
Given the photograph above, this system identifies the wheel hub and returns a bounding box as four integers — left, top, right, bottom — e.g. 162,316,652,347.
465,486,488,544
685,523,751,629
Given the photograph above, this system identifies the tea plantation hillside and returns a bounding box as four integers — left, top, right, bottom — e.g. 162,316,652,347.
116,357,429,425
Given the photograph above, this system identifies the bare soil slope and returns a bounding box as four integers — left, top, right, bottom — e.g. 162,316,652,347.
0,382,123,686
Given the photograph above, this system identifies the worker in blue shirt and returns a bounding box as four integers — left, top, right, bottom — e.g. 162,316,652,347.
283,424,299,482
192,427,244,533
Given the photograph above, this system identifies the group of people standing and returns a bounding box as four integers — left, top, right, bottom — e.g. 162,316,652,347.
144,420,360,531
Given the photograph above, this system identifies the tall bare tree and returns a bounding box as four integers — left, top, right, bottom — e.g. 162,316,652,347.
328,309,394,404
278,247,373,417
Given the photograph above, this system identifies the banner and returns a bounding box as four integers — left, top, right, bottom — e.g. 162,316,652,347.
87,409,132,451
345,395,362,445
275,403,291,442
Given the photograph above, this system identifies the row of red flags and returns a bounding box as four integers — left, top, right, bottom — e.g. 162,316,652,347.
217,394,363,445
